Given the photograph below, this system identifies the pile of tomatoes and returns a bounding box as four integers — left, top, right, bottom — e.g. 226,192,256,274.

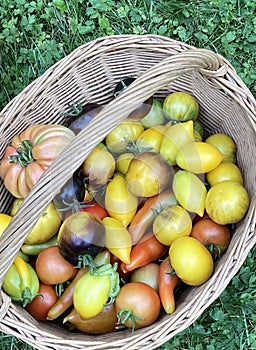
0,78,250,334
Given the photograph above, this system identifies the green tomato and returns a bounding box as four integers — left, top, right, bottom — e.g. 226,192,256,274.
163,92,199,122
74,271,111,319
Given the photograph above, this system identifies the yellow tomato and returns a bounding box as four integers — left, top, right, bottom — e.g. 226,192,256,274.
11,200,62,244
160,120,194,165
81,147,115,187
205,180,249,225
102,217,132,264
176,141,223,173
153,205,192,245
105,119,144,154
126,152,172,197
172,170,207,217
105,173,138,227
116,153,134,175
136,125,166,153
0,213,12,238
205,133,236,163
206,162,244,186
169,236,214,286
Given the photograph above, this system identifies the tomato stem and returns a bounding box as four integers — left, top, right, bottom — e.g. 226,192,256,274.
9,140,34,167
117,309,145,332
64,102,83,117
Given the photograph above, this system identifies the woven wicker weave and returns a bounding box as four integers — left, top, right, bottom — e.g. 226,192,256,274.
0,34,255,350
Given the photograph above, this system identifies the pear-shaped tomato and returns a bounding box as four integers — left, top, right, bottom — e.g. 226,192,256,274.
102,217,132,264
172,170,207,217
176,141,223,173
160,120,194,165
105,173,138,227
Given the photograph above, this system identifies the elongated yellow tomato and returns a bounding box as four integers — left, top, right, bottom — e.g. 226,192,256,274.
102,217,132,264
74,272,111,319
105,119,144,154
10,200,62,244
136,125,166,153
205,180,249,225
176,141,223,173
105,174,138,227
169,236,214,286
153,205,192,245
206,162,244,186
160,120,194,165
172,170,207,217
0,213,12,238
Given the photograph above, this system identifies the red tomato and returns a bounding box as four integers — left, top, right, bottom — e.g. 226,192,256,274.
190,218,231,259
35,246,77,285
26,283,58,320
65,201,108,220
115,282,161,330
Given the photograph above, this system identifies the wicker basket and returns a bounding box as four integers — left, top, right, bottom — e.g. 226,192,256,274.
0,34,255,350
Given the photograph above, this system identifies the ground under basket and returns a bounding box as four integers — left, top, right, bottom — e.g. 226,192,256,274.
0,35,255,350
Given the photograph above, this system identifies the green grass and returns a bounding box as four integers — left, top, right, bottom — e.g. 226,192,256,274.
0,0,255,349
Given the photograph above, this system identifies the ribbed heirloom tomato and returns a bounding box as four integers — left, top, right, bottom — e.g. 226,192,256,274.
0,124,75,198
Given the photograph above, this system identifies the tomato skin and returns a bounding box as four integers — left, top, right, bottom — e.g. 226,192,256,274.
130,263,159,292
0,213,12,238
0,124,75,198
115,282,161,329
158,257,179,314
11,200,61,244
74,272,111,319
65,201,108,221
126,151,173,198
121,232,168,273
190,218,231,259
26,283,58,320
2,257,39,307
105,173,138,227
169,236,214,286
35,246,76,285
105,119,144,153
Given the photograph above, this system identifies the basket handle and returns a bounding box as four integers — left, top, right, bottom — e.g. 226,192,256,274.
0,48,227,286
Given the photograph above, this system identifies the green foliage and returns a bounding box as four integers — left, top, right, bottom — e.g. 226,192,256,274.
0,1,255,349
0,0,255,108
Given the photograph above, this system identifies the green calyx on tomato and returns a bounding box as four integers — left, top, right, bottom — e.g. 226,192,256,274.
117,309,145,332
73,262,120,319
9,140,34,167
3,255,40,307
